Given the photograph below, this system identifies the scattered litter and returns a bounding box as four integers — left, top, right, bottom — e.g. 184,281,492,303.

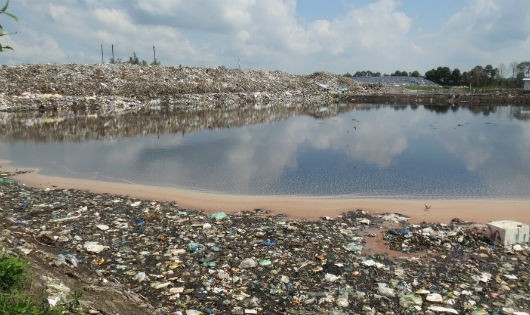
0,171,528,314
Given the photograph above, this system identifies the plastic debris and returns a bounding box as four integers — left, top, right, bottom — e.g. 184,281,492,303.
83,241,108,253
210,212,227,220
427,293,443,303
0,172,528,314
427,305,459,314
96,224,109,231
239,258,257,269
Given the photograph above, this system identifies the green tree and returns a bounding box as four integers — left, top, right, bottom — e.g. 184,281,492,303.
391,70,408,76
129,52,150,66
129,52,140,65
484,64,498,81
451,68,462,85
438,67,451,84
425,66,452,85
353,70,381,77
0,0,18,52
410,70,421,77
463,66,488,87
516,61,530,78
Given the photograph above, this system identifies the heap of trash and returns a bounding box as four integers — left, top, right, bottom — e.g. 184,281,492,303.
0,171,528,314
0,64,397,113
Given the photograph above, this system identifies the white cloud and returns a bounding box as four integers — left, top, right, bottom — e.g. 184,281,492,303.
1,0,529,73
429,0,530,69
3,28,65,64
93,8,134,32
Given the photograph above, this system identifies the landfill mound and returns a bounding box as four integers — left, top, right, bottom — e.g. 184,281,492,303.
0,64,394,113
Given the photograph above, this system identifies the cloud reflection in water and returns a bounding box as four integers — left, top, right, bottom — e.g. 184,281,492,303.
1,106,529,198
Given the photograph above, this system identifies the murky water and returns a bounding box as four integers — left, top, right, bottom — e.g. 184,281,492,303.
1,105,529,198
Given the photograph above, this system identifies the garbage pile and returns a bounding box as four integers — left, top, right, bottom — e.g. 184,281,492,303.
1,172,528,314
384,220,494,253
0,64,396,113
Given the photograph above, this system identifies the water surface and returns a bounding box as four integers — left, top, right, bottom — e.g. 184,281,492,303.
1,105,529,198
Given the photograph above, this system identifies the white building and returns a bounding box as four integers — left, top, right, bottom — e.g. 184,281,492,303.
524,78,530,93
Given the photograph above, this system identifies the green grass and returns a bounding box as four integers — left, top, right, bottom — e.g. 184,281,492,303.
405,85,461,92
0,254,81,315
0,292,62,315
406,85,515,93
0,253,28,292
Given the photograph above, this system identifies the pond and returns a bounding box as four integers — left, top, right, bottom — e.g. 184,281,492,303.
1,105,529,198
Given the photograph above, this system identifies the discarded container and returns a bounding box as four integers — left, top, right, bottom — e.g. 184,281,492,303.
210,212,227,220
83,241,109,253
486,220,529,246
317,83,329,91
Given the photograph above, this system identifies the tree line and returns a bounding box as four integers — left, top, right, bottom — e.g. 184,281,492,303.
424,62,529,87
344,61,530,88
105,43,161,66
106,52,161,66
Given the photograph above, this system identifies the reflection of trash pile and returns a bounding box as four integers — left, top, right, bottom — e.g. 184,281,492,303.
0,64,395,113
0,102,364,142
1,173,528,314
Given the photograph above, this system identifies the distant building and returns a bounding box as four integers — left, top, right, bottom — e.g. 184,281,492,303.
524,78,530,93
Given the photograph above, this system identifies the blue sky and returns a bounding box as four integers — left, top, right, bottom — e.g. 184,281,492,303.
1,0,529,74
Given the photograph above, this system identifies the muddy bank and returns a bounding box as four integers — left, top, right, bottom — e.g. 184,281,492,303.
9,169,530,225
349,91,530,106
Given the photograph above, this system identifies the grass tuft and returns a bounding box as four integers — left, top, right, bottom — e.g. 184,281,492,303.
0,254,76,315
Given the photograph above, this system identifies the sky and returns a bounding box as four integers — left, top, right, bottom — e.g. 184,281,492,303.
1,0,529,74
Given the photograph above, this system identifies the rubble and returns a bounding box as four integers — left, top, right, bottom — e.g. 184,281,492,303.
1,171,529,314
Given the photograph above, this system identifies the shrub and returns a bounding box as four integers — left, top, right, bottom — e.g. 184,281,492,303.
0,255,64,315
0,254,27,293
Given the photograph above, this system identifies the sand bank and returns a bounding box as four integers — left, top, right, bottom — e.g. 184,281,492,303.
7,168,529,225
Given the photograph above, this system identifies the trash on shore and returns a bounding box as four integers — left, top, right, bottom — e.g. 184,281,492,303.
0,171,529,314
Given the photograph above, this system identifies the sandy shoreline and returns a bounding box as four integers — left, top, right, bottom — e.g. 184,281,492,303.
5,164,529,225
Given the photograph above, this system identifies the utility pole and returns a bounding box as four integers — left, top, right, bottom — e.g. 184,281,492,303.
100,44,104,64
153,45,156,63
111,44,115,64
